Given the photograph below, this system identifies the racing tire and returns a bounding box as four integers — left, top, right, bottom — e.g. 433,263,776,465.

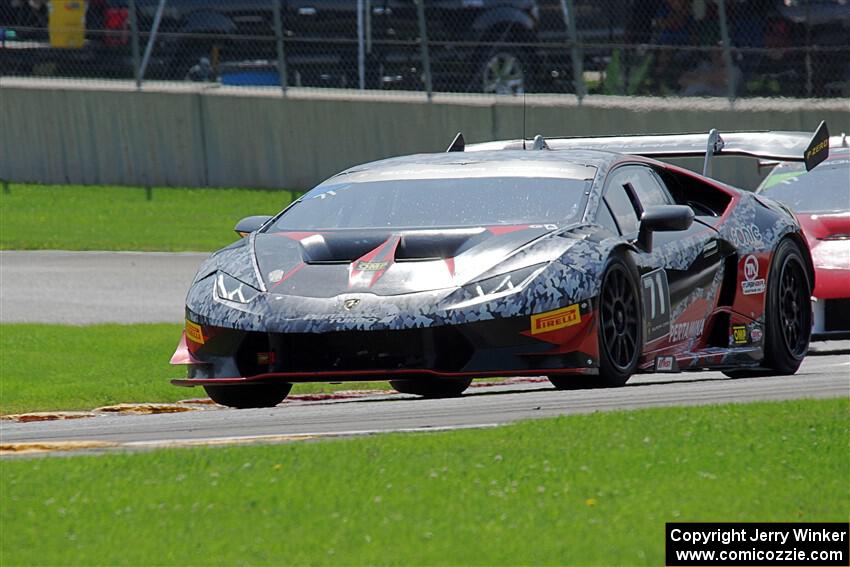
762,238,812,376
548,253,642,390
762,239,813,373
725,238,812,378
204,383,292,409
389,378,473,398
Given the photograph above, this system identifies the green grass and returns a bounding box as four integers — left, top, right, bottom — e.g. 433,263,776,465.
0,183,300,251
0,324,389,415
2,398,847,565
1,324,189,414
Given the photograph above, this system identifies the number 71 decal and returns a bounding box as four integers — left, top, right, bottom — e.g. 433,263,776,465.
641,268,671,342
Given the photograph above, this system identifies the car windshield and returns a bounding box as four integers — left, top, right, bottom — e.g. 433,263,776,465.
758,158,850,213
268,176,592,230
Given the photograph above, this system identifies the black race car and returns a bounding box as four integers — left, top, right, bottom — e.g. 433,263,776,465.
171,125,829,408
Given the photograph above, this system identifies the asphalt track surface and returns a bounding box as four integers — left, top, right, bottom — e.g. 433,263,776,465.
0,250,205,324
3,355,847,450
1,251,847,452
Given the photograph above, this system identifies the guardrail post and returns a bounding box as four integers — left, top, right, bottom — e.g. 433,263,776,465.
717,0,736,104
415,0,433,101
272,0,288,95
561,0,585,101
129,0,142,88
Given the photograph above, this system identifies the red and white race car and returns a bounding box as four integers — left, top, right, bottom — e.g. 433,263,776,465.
756,139,850,339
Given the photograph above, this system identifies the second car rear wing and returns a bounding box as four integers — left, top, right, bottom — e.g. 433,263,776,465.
458,121,831,176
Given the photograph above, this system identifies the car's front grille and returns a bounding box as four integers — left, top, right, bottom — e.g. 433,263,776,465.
260,326,474,374
824,299,850,332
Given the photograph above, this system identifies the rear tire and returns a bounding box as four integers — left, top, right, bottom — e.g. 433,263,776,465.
722,238,812,378
389,378,472,398
549,252,642,390
204,383,292,409
762,238,812,374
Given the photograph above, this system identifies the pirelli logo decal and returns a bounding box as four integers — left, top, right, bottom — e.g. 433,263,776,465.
185,320,205,345
531,304,581,335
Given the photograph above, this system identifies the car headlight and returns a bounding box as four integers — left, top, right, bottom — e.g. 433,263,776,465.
213,272,260,304
464,263,547,299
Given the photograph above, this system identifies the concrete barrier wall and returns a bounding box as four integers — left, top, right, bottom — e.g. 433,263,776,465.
1,79,847,191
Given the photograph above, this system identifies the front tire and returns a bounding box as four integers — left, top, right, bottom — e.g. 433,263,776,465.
204,383,292,409
389,378,472,398
549,253,642,390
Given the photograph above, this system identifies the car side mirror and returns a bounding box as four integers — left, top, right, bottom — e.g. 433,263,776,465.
636,205,694,252
234,215,273,237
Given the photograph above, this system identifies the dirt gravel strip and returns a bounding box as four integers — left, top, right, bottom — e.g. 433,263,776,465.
4,358,845,454
0,412,96,423
1,403,205,423
0,378,550,423
0,424,501,456
0,441,120,455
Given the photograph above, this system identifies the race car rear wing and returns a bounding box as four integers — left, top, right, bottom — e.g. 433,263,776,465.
454,121,830,177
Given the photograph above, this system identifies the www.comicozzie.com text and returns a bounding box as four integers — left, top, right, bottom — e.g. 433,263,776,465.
670,526,847,546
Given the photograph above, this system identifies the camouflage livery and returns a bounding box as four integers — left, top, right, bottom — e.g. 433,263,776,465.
171,148,810,388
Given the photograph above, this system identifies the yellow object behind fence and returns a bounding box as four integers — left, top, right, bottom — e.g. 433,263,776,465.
49,1,87,49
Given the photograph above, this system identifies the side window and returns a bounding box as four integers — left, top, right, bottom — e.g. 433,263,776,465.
604,182,640,235
606,165,672,210
603,165,674,235
595,200,620,234
632,168,673,209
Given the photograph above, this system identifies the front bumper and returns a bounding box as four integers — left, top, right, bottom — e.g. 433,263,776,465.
171,305,599,387
812,296,850,340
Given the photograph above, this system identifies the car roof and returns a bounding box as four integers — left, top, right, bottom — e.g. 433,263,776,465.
330,149,614,184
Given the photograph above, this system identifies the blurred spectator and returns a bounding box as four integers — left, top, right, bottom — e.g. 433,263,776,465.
655,0,694,46
652,0,697,92
726,0,768,93
186,57,215,82
678,43,742,96
624,0,663,45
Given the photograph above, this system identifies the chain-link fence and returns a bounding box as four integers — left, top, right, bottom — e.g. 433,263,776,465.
1,0,848,99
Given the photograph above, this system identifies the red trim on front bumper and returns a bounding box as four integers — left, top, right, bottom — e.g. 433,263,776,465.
169,332,205,365
171,366,596,387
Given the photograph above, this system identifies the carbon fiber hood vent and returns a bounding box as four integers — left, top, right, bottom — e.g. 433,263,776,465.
250,225,562,298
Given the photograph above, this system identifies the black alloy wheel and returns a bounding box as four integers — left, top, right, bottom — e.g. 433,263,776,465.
549,253,642,390
762,238,812,374
777,253,809,358
600,262,641,373
723,238,812,378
